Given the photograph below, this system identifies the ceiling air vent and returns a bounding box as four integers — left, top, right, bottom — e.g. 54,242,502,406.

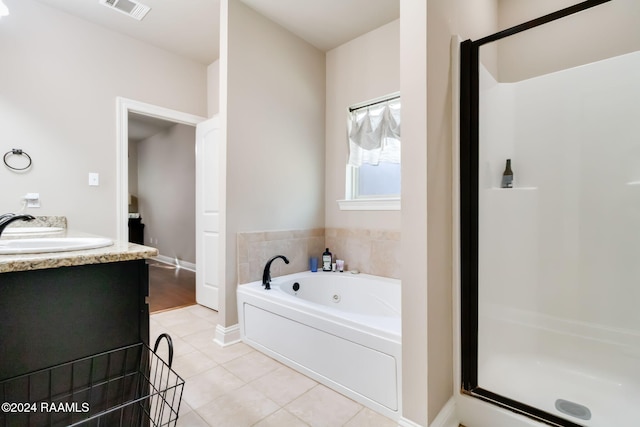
99,0,150,21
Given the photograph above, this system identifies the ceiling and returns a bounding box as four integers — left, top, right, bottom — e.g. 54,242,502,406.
128,113,177,143
31,0,400,65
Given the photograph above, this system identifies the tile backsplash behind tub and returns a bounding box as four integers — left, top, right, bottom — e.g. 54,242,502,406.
237,228,325,284
237,227,401,283
324,228,401,279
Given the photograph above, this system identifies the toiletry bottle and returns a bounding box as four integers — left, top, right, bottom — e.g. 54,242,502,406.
501,159,513,188
322,248,332,271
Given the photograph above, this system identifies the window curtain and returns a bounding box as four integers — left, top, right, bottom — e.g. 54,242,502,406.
348,100,401,167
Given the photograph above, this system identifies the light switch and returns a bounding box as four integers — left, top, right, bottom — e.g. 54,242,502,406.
89,173,99,186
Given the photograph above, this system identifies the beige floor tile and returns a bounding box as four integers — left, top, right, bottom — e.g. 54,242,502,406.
186,304,220,323
151,331,198,362
180,327,218,350
149,319,178,344
158,330,196,357
149,317,161,330
172,349,218,379
253,408,310,427
199,341,255,365
170,336,199,358
250,365,317,407
344,407,397,427
176,409,211,427
181,366,245,410
286,385,362,427
152,307,204,327
167,320,216,338
195,384,280,427
177,400,192,416
222,349,282,382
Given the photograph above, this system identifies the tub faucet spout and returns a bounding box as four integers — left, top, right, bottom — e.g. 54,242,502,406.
0,214,35,237
262,255,289,290
0,213,16,222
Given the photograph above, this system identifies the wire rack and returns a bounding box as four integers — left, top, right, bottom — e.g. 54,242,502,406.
0,334,184,427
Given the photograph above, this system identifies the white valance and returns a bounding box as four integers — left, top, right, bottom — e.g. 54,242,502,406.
348,100,401,167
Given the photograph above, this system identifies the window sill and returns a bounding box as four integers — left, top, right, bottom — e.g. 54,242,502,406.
337,198,400,211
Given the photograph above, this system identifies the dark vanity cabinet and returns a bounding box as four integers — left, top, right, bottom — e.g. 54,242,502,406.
0,260,149,381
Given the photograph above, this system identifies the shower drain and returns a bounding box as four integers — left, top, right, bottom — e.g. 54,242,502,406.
555,399,591,421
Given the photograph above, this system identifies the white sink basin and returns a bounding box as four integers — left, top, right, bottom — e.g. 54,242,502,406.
3,227,65,235
0,237,113,254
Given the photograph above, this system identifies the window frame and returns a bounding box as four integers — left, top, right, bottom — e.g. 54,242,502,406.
339,93,401,211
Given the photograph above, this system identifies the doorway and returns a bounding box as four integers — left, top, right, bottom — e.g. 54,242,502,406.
117,98,206,312
146,259,196,313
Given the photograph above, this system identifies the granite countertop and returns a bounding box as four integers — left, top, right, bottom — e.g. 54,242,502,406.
0,229,158,274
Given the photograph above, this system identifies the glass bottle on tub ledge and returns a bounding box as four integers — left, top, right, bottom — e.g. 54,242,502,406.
501,159,513,188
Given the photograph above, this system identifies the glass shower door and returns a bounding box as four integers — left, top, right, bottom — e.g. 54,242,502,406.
460,2,640,426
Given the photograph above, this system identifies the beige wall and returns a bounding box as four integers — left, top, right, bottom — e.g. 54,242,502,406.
497,0,640,82
135,124,196,264
0,0,207,238
207,60,220,116
220,0,326,326
325,20,401,232
400,1,429,423
400,0,499,425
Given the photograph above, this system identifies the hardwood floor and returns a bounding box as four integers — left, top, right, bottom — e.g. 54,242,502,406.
147,259,196,313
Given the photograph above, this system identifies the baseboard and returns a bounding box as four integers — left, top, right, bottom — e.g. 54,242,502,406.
432,397,458,427
213,323,241,347
152,255,196,272
399,397,458,427
398,417,424,427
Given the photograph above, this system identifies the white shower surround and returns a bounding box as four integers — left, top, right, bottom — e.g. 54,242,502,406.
237,271,401,420
479,304,640,426
471,50,640,426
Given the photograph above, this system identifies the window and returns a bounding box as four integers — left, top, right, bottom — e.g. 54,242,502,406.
339,94,401,211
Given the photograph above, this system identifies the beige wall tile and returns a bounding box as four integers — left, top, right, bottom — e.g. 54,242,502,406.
371,239,402,279
325,227,401,278
238,229,329,283
238,227,402,283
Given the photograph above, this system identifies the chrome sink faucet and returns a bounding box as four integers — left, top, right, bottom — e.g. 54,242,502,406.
262,255,289,290
0,214,35,237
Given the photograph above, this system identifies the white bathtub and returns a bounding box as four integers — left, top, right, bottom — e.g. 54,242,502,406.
237,271,402,420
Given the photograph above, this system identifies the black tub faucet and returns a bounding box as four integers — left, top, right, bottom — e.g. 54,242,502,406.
262,255,289,290
0,214,35,237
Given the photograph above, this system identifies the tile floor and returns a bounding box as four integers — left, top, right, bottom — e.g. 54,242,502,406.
150,304,398,427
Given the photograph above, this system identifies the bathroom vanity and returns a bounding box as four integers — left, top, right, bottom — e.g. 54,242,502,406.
0,231,157,381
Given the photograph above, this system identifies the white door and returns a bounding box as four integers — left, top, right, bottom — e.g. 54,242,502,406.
196,116,222,310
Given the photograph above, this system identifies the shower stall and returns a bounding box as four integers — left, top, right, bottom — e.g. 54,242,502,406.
459,1,640,426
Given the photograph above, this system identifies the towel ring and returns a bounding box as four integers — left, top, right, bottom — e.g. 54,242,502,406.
3,149,32,171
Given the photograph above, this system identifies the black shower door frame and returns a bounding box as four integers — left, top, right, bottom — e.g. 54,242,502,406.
459,1,611,426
